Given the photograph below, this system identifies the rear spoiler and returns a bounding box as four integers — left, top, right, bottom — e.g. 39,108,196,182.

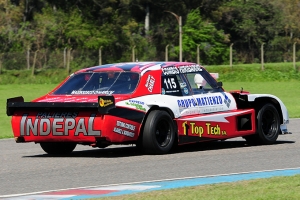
6,96,115,116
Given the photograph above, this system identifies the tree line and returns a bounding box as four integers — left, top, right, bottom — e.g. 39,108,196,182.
0,0,299,68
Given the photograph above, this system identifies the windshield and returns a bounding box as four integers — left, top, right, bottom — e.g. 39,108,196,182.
53,71,140,95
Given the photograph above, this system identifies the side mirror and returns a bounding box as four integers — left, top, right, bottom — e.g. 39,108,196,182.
217,82,223,88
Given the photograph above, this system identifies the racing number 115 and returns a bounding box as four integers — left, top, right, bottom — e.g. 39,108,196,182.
164,78,177,89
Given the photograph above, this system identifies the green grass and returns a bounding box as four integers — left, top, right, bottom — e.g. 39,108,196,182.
97,174,300,200
206,63,300,82
0,84,57,138
0,68,70,84
222,81,300,118
0,62,300,84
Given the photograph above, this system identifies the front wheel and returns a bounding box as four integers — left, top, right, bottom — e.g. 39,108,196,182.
245,103,280,145
40,142,77,155
142,110,176,154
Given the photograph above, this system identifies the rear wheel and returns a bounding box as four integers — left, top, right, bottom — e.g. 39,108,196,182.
40,142,77,155
245,104,280,145
142,110,175,154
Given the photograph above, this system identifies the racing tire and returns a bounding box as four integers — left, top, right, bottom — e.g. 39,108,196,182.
245,104,280,145
142,110,175,154
40,142,77,155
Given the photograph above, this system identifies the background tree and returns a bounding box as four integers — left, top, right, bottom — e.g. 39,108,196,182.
182,9,230,65
219,0,283,63
0,0,299,67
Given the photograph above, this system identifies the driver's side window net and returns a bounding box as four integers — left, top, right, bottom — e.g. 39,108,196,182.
185,73,213,94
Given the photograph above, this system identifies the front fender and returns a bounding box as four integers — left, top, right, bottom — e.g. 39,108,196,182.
247,94,289,132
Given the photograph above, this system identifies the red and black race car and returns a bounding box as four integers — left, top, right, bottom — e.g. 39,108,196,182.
7,62,290,154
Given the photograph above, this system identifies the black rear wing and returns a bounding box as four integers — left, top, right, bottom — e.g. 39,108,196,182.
6,96,115,116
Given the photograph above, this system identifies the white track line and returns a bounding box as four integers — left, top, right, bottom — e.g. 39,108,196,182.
1,167,300,198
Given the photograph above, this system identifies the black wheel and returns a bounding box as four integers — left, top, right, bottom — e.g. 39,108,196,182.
40,142,77,155
142,110,176,154
245,104,280,145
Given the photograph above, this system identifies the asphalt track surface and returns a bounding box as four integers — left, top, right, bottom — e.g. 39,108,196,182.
1,119,299,197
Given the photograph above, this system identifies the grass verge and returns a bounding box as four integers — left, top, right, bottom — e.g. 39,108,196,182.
0,84,56,138
97,174,300,200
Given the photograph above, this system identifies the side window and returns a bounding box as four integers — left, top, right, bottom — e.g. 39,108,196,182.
176,74,191,96
161,75,183,96
185,73,214,94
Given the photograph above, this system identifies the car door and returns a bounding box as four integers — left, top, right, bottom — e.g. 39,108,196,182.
176,71,238,144
185,72,236,114
161,72,200,117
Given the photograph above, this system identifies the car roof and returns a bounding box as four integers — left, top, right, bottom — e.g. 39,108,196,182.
77,61,203,74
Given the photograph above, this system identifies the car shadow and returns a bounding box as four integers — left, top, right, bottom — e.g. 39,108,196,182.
24,139,295,158
172,139,295,154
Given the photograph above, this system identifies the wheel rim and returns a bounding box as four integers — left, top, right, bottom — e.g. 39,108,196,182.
155,119,172,147
261,109,279,138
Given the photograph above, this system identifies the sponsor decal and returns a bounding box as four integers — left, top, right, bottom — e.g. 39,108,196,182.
128,100,144,105
71,90,114,95
161,88,166,95
163,77,177,89
20,112,101,136
183,88,189,94
180,82,187,88
179,64,202,73
99,98,114,107
165,89,180,94
200,107,224,113
125,101,146,111
180,109,200,116
113,120,136,138
98,96,115,114
177,96,223,108
162,66,180,75
162,65,202,75
221,92,232,108
162,76,181,96
145,75,155,92
182,121,227,137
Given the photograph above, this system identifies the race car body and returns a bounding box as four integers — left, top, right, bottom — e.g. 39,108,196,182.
7,62,290,154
